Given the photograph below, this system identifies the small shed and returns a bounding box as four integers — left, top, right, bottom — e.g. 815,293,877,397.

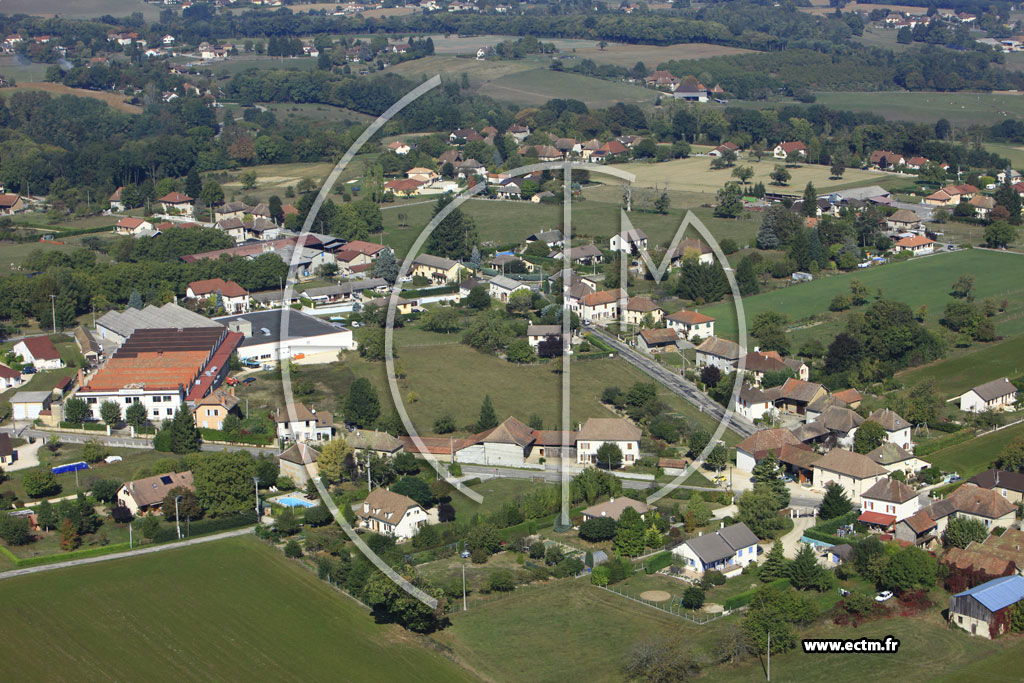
590,550,609,568
10,390,52,421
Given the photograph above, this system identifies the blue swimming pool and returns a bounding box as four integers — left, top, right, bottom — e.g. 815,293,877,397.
278,496,315,508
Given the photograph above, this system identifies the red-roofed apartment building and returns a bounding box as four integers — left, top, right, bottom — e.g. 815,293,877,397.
76,327,242,423
13,336,63,370
185,278,250,314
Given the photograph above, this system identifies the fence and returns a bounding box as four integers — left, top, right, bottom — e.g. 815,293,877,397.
595,584,724,625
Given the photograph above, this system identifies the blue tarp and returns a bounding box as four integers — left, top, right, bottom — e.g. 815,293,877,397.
52,461,89,475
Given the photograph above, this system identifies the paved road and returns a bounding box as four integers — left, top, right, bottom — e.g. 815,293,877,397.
0,527,254,581
587,327,756,439
460,463,716,492
6,428,274,457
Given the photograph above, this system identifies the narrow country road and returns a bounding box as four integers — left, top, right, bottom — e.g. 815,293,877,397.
460,464,717,492
6,428,274,457
587,327,756,439
0,527,255,581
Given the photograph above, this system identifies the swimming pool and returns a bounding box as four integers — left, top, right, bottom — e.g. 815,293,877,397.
277,496,315,508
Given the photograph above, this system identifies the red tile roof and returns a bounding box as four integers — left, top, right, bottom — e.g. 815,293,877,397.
667,309,714,325
895,235,934,248
857,511,896,527
158,192,193,203
19,335,60,361
187,278,248,298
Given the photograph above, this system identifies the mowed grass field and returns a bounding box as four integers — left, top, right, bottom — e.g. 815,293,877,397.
896,333,1024,396
479,68,658,108
701,249,1024,345
0,82,141,114
0,536,475,681
812,91,1024,126
0,0,160,19
605,156,895,194
926,422,1024,478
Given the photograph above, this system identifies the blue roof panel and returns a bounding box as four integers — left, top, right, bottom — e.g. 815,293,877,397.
955,575,1024,612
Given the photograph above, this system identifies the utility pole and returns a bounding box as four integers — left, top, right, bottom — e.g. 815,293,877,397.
175,495,182,540
367,454,371,491
49,294,57,333
129,520,133,549
462,562,467,611
253,476,260,517
767,631,771,682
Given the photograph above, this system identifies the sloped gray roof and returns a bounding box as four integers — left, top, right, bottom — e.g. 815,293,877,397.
97,303,221,338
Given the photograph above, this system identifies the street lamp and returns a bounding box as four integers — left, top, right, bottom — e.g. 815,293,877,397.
253,476,261,518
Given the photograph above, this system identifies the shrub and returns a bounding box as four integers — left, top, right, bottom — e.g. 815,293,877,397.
579,516,617,542
644,551,673,574
153,430,172,452
284,539,303,558
276,476,296,490
529,542,545,560
304,505,333,527
682,586,705,609
700,570,727,588
23,470,61,498
470,547,489,564
489,569,516,592
110,506,134,524
591,565,611,586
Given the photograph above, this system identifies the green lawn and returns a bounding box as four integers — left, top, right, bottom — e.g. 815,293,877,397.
812,91,1024,126
896,333,1024,397
0,536,475,681
479,68,659,108
700,249,1024,344
447,478,544,521
926,422,1024,478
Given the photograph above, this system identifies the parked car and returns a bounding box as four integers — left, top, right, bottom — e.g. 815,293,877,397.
21,365,36,374
460,550,471,559
875,591,894,602
243,377,256,385
225,377,240,386
351,321,360,328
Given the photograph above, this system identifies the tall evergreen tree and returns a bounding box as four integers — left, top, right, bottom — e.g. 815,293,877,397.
818,482,853,520
808,227,826,269
759,540,788,581
736,255,760,296
425,194,478,260
128,289,144,310
751,453,789,509
787,544,827,590
169,407,201,454
345,377,381,428
613,505,647,557
469,245,483,271
185,167,202,199
373,248,398,285
801,182,817,217
476,395,498,432
994,179,1022,225
269,195,284,224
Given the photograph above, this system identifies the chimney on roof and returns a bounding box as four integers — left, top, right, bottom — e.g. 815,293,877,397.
996,470,1000,485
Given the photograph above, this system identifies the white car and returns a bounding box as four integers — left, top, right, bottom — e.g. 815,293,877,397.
352,321,360,328
857,261,872,268
874,590,894,602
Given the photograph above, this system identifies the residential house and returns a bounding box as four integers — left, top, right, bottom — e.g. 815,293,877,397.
623,296,663,326
0,193,24,215
895,509,939,546
525,230,564,249
490,253,534,273
858,477,920,528
609,228,648,253
957,377,1018,413
644,70,680,91
506,124,530,144
968,469,1024,505
527,324,561,354
949,575,1024,638
893,235,935,255
158,192,194,215
342,241,391,261
566,244,604,266
347,429,404,459
771,378,828,416
637,328,679,353
905,156,930,170
709,142,740,158
0,433,15,467
665,310,715,341
674,81,709,102
357,487,429,540
185,278,250,314
13,336,63,370
673,522,760,575
917,484,1017,537
576,417,641,467
528,429,576,462
866,442,927,476
811,448,889,503
735,428,802,472
694,336,742,372
109,187,125,211
0,364,22,390
488,275,532,303
743,350,806,387
773,141,807,160
412,254,461,284
922,188,956,207
811,405,865,449
867,408,914,450
212,201,251,222
456,159,486,177
736,384,774,422
192,389,240,430
277,442,319,487
668,239,714,267
970,195,996,218
117,471,195,516
833,388,863,408
449,128,482,144
580,290,622,323
384,178,424,197
528,145,563,162
886,209,922,231
581,497,654,522
114,217,152,236
775,443,820,484
869,150,906,169
387,140,411,155
271,403,334,442
456,417,535,467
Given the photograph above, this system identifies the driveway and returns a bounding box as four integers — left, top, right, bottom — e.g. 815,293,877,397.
779,514,818,559
6,437,42,472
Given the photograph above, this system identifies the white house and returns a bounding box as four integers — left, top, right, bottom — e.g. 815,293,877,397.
893,235,935,255
665,310,715,341
387,141,411,155
185,278,250,314
488,275,531,303
673,522,760,575
357,487,429,541
0,364,24,390
858,477,920,527
867,408,914,451
13,336,64,370
579,290,621,323
575,417,641,467
271,403,334,442
609,228,648,253
773,141,807,160
456,417,535,467
957,377,1018,414
736,384,774,422
866,442,928,477
735,428,802,472
811,448,888,504
526,324,561,352
694,336,742,372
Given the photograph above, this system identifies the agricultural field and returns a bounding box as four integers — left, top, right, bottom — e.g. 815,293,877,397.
479,68,659,108
0,55,50,83
193,54,319,77
895,333,1024,396
604,156,896,195
0,0,161,20
215,159,375,203
811,91,1024,126
701,249,1024,347
983,142,1024,169
0,536,475,681
388,55,540,82
0,82,141,114
925,421,1024,478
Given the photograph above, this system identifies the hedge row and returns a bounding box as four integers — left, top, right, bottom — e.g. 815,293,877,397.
927,421,968,434
83,423,106,432
585,334,614,353
149,512,256,544
723,578,790,611
198,428,274,446
58,421,82,430
915,429,976,457
1,541,133,569
802,510,860,546
644,550,673,574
